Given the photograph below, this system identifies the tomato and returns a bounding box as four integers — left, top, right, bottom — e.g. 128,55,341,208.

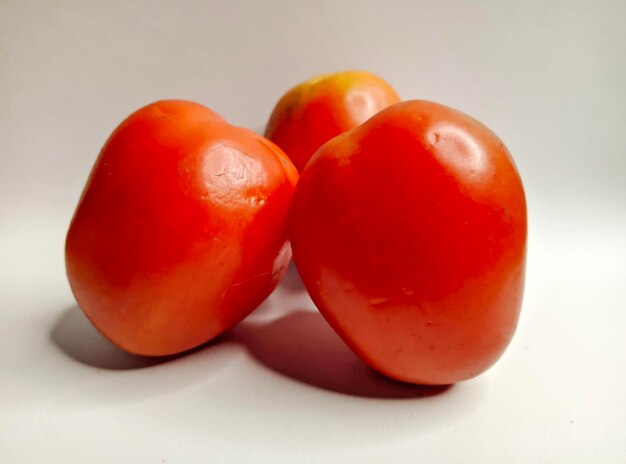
265,70,400,172
290,100,527,385
66,100,298,356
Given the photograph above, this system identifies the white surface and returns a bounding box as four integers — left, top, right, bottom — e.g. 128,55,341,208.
1,1,625,462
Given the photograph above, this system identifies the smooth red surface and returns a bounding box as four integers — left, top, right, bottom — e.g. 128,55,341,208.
66,100,298,356
265,71,400,172
290,100,527,385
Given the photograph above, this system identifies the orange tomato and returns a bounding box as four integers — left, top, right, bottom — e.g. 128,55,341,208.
265,71,400,172
66,100,298,356
290,100,527,385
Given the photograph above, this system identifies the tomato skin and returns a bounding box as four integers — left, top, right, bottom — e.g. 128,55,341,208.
66,100,298,356
265,71,400,172
290,100,527,385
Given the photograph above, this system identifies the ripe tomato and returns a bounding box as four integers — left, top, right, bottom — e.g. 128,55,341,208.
66,100,298,356
265,70,399,172
290,100,527,385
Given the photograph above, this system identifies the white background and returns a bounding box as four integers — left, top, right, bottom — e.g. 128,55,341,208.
1,1,625,462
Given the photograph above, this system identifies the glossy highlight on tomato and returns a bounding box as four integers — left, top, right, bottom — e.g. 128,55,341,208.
290,100,527,385
66,100,298,356
265,70,400,172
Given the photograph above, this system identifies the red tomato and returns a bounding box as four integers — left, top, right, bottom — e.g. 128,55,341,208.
290,100,527,385
66,100,298,356
265,71,400,172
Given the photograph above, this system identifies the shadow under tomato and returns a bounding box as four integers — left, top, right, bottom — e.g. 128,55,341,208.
51,266,451,399
231,310,451,399
49,306,215,370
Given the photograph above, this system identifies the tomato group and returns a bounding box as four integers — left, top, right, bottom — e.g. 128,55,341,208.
65,83,526,386
290,100,527,385
265,70,399,172
66,100,298,356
